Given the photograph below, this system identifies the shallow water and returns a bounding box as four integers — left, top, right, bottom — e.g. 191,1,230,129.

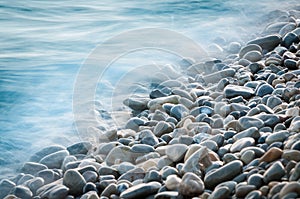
0,0,298,178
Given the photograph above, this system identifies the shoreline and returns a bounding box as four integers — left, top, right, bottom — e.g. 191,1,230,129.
1,6,300,199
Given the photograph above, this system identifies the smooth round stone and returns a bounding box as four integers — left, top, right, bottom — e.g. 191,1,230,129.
284,59,298,70
204,160,243,189
241,147,265,158
223,153,239,163
161,167,178,180
255,114,280,128
233,127,260,140
201,140,218,152
239,44,262,58
144,170,162,183
101,183,118,197
182,147,210,176
170,104,189,121
120,182,161,199
241,150,255,164
165,144,188,163
105,146,135,166
265,130,288,145
20,162,48,175
178,172,204,197
238,116,264,130
247,35,281,51
139,130,160,146
82,171,98,183
63,169,86,196
245,190,262,199
208,186,230,199
282,150,300,161
247,173,264,188
39,150,69,169
125,117,145,131
30,145,66,162
259,147,282,163
266,96,282,109
165,175,181,191
48,185,69,199
17,174,34,185
256,84,274,97
279,182,300,198
67,141,92,155
154,191,179,199
243,50,262,62
118,167,145,182
131,144,155,153
235,185,256,198
36,169,57,185
263,161,286,183
224,85,254,99
281,32,299,48
12,185,33,199
0,179,16,199
230,137,255,153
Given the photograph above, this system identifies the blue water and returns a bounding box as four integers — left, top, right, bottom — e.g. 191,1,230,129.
0,0,298,178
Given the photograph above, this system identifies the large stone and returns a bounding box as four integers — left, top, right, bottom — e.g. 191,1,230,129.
208,186,231,199
263,161,285,183
123,97,150,111
279,182,300,198
260,147,282,163
166,144,188,162
105,146,134,166
39,150,69,169
67,141,92,155
238,116,264,130
120,182,161,199
243,50,262,62
170,104,189,121
63,169,86,196
165,175,181,190
255,83,274,97
12,185,33,199
233,127,260,140
20,162,48,175
247,35,281,51
0,179,15,199
30,145,66,162
179,172,205,197
204,160,243,189
239,44,262,58
265,130,288,145
230,137,255,153
224,85,254,99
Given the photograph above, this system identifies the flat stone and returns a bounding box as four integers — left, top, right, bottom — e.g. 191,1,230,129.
30,145,66,162
239,44,262,58
27,177,44,195
208,186,231,199
120,182,161,199
179,172,204,197
165,144,188,162
265,130,288,145
279,182,300,198
202,68,235,84
118,167,145,182
235,185,256,198
260,147,282,163
224,85,254,99
63,169,86,196
247,174,264,188
148,95,180,110
255,114,280,128
165,175,181,191
20,162,48,175
131,144,155,153
230,137,255,153
123,97,150,111
48,185,69,199
282,150,300,161
39,150,69,169
12,185,32,199
67,141,92,155
170,104,189,121
183,147,211,176
238,116,264,130
263,161,285,183
0,179,16,199
233,127,260,140
247,34,281,51
154,121,173,137
154,191,179,199
204,160,243,189
255,83,274,97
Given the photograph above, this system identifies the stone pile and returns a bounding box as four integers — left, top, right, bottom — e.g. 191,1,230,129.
1,7,300,199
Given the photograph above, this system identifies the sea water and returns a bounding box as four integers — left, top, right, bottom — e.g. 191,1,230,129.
0,0,298,178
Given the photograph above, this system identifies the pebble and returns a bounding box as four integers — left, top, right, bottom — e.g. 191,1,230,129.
255,83,274,97
67,141,92,155
247,173,264,188
238,116,264,130
235,185,257,198
241,150,256,164
119,181,161,199
247,34,281,51
165,175,181,190
30,145,66,162
282,149,300,161
105,146,134,166
170,104,189,121
230,137,255,153
20,162,48,175
154,191,179,199
204,160,243,189
243,50,262,62
0,179,16,199
101,183,118,197
263,161,286,183
224,85,254,99
208,186,231,199
12,185,33,199
260,147,282,163
178,172,205,197
281,32,299,48
279,182,300,198
144,170,162,183
39,150,69,169
63,169,86,196
165,144,188,162
265,130,288,145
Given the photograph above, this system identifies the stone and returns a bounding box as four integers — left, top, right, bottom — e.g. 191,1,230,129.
154,191,179,199
279,182,300,198
284,59,298,70
224,85,254,99
247,174,264,188
239,44,262,58
235,185,256,198
238,116,264,130
265,130,288,145
228,42,241,53
119,182,161,199
37,169,57,185
123,97,149,111
201,140,218,152
0,179,16,199
243,50,262,62
245,190,262,199
266,96,282,109
148,95,180,110
144,170,162,183
98,166,119,179
204,160,243,189
263,161,285,183
67,141,92,155
208,186,231,199
247,34,281,51
81,191,100,199
289,162,300,181
241,150,255,164
178,172,204,197
165,144,188,163
255,114,280,128
48,185,69,199
282,150,300,161
281,32,300,48
118,167,145,182
233,127,260,140
82,171,98,183
202,68,235,84
125,117,145,131
230,137,255,153
101,183,118,197
165,175,181,191
170,104,189,121
259,147,282,163
39,150,69,169
131,144,155,153
12,185,33,199
139,129,160,146
182,147,212,175
63,169,86,196
20,162,48,175
153,121,173,137
105,146,134,166
255,83,274,97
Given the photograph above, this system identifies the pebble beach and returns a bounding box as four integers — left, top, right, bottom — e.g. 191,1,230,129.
2,5,300,199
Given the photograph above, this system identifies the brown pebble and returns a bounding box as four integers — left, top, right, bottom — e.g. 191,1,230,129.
260,147,282,163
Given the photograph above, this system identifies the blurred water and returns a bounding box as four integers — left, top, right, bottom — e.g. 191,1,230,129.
0,0,298,178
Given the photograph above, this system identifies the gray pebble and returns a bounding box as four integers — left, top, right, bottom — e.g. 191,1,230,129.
120,181,161,199
63,169,86,196
263,161,286,183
